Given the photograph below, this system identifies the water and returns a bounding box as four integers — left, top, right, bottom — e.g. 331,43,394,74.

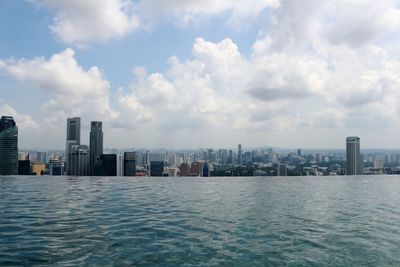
1,176,400,266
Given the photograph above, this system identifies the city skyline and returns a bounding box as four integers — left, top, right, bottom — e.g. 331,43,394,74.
1,1,400,149
7,113,400,176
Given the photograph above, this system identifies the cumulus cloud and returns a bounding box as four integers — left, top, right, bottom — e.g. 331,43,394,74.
31,0,279,46
135,0,279,26
3,0,400,148
0,99,39,130
0,49,118,124
32,0,139,47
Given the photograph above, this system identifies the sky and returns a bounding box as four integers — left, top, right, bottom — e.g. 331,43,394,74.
1,0,400,150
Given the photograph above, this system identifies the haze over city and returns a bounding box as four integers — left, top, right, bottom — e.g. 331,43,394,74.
1,1,400,149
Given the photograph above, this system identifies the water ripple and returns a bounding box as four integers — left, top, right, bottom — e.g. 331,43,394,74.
1,176,400,266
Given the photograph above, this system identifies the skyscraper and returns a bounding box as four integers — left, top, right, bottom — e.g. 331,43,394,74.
70,145,90,176
150,161,164,176
0,116,18,175
66,117,81,175
94,154,117,176
124,152,136,176
90,121,103,175
238,144,243,165
346,136,363,175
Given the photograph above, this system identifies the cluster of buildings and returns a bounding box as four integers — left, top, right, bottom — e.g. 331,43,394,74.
1,114,400,177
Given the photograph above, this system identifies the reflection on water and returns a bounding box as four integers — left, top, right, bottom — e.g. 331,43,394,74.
1,176,400,266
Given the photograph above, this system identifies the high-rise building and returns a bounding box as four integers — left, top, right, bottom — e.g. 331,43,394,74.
150,161,164,176
18,160,31,175
66,117,81,175
49,158,64,176
277,164,287,176
297,149,302,157
346,136,363,175
203,162,210,177
36,151,48,164
124,152,136,176
238,144,243,165
0,116,18,175
190,162,203,176
117,153,124,176
90,121,103,175
179,163,190,176
70,145,89,176
94,154,117,176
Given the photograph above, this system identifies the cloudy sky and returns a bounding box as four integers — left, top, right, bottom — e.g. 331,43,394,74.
1,0,400,150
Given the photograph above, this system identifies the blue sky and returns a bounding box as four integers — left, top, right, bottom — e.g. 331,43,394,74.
1,0,400,150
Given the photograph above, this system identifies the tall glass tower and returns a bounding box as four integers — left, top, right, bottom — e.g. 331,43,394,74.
66,117,81,175
0,116,18,175
238,144,243,165
90,121,103,176
346,136,363,175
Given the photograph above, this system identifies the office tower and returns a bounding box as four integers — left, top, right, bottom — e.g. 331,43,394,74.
49,159,64,176
346,136,363,175
94,154,117,176
228,149,233,164
179,163,190,176
0,116,18,175
90,121,103,175
36,151,48,164
373,159,384,169
150,161,164,176
66,117,81,175
203,162,210,177
297,149,302,157
124,152,136,176
116,153,124,176
190,162,203,176
277,164,287,176
70,145,89,176
18,160,31,175
238,144,243,165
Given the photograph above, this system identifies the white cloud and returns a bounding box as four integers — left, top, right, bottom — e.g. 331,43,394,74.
33,0,139,47
135,0,279,26
0,99,39,130
31,0,279,46
0,48,118,124
3,0,400,148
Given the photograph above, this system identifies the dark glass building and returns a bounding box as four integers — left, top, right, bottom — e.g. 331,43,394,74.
203,162,210,177
90,121,103,176
0,116,18,175
66,117,81,175
94,154,117,176
18,160,31,175
124,152,136,176
150,161,164,176
70,145,90,176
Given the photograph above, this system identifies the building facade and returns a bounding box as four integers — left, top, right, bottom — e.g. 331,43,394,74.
66,117,81,175
18,160,31,175
94,154,117,176
238,144,243,165
124,152,136,176
346,136,363,175
89,121,103,175
70,144,89,176
0,116,18,175
150,161,164,176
